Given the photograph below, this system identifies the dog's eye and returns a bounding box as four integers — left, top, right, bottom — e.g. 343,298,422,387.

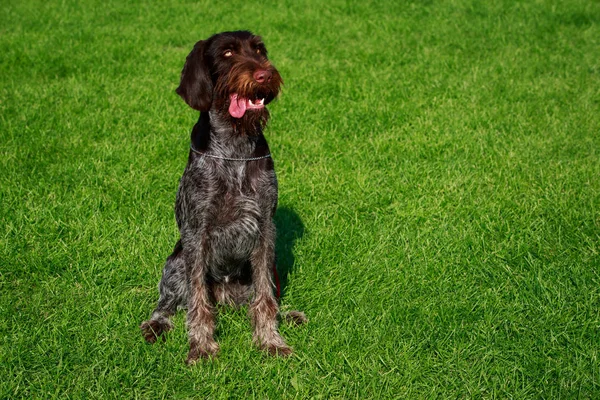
224,50,233,57
256,49,261,54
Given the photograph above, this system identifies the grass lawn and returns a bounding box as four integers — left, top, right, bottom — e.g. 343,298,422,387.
1,0,599,397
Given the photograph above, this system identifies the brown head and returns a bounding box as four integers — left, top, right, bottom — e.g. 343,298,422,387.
176,31,282,130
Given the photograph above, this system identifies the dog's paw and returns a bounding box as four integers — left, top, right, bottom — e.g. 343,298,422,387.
186,339,219,365
254,333,293,357
265,343,293,357
140,319,173,344
281,310,307,326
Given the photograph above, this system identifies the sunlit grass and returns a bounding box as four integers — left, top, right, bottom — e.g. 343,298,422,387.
1,0,599,397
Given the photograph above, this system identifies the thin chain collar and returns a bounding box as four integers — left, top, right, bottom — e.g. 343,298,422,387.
190,143,271,161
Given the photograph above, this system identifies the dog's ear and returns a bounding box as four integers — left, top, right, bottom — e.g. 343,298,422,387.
176,40,213,111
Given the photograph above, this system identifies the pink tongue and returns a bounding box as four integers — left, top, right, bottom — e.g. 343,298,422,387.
229,94,247,118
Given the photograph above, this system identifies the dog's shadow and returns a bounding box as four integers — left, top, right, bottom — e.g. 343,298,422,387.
274,206,304,298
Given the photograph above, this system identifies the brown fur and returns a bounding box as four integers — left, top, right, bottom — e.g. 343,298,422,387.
140,31,306,364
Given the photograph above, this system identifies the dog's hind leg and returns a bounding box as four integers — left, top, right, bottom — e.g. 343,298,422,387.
140,240,188,343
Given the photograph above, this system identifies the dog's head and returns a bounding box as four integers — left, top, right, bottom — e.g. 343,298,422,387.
176,31,282,124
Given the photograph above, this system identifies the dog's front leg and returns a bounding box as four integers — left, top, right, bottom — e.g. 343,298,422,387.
249,221,292,356
184,239,218,364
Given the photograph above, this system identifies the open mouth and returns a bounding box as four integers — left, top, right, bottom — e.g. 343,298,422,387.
228,93,266,118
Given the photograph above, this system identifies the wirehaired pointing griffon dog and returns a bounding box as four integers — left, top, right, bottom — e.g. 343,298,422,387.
140,31,306,364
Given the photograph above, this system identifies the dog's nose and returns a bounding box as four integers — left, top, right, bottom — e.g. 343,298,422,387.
253,70,272,83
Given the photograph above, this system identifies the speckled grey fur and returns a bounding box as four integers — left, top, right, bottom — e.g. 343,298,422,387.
140,31,305,363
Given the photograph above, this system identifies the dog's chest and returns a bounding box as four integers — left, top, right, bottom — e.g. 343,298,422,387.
214,169,262,228
207,163,267,267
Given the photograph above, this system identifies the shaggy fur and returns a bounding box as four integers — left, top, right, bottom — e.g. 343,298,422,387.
140,31,305,364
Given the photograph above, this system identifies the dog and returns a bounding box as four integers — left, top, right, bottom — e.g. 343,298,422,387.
140,31,306,364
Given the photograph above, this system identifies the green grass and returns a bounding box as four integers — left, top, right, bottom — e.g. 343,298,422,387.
1,0,599,397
